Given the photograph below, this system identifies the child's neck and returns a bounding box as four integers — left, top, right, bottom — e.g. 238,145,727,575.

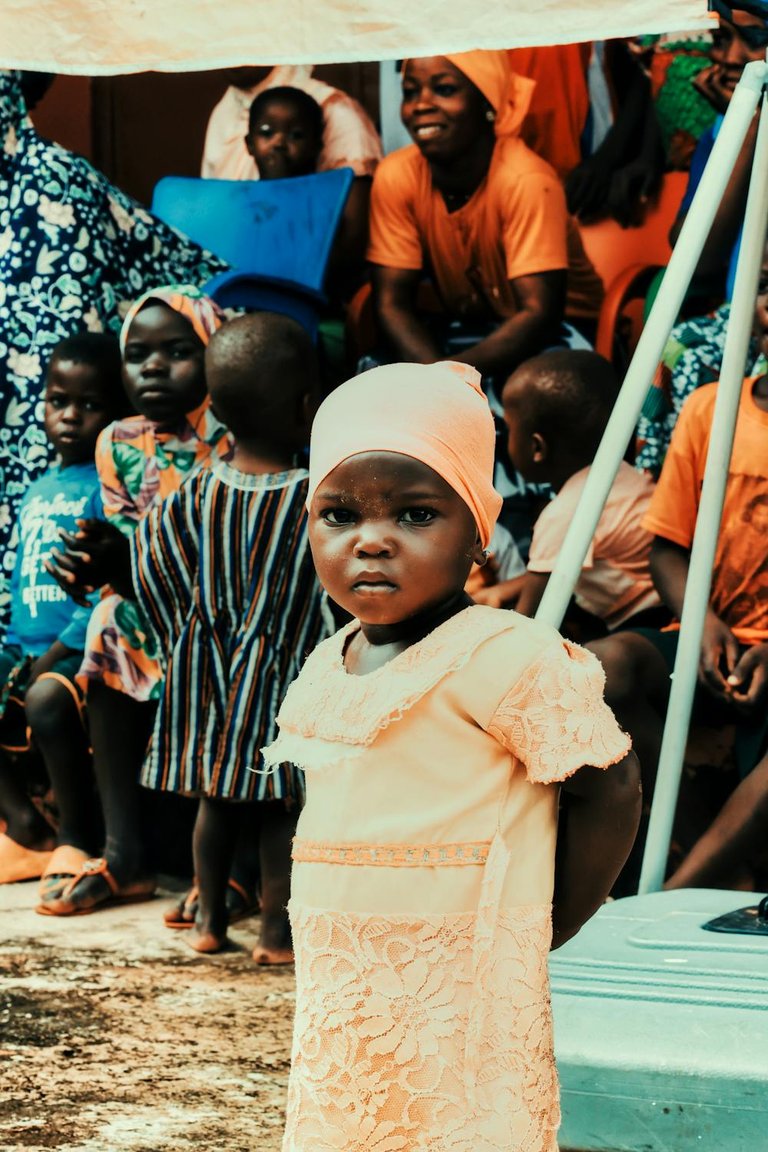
541,453,592,494
229,438,296,476
347,591,473,675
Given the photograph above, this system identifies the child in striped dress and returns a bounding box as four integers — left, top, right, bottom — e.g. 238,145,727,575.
132,312,329,958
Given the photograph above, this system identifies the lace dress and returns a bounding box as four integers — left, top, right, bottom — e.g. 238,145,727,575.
263,605,630,1152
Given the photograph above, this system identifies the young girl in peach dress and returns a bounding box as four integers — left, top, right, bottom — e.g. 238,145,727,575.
263,361,641,1152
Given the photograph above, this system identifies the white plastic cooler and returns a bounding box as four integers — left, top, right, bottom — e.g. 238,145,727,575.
550,889,768,1151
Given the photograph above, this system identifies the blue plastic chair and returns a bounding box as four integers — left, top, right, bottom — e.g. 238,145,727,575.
150,168,354,337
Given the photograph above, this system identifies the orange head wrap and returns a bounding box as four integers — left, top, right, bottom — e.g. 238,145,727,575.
438,49,534,138
119,284,224,353
307,362,502,549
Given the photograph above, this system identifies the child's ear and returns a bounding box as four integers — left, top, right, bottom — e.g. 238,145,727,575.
470,538,487,567
531,432,547,464
244,134,256,158
299,388,319,431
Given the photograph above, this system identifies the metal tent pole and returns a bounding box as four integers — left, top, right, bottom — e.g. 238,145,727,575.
535,61,768,630
638,81,768,894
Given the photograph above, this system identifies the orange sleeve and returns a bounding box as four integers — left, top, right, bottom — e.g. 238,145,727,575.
366,152,424,271
642,389,710,549
499,169,568,283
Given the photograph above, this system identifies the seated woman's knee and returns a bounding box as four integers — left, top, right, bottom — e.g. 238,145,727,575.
587,632,658,709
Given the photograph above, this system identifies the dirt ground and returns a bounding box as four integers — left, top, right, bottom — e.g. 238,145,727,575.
0,878,294,1151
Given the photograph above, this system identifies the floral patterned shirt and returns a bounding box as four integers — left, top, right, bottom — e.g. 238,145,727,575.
0,71,225,634
96,402,230,538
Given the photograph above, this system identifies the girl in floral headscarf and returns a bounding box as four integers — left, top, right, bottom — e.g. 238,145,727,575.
39,286,233,916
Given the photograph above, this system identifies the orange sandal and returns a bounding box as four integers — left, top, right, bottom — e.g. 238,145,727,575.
37,844,90,905
37,856,156,917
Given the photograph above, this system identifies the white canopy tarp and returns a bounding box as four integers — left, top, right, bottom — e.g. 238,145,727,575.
1,0,712,74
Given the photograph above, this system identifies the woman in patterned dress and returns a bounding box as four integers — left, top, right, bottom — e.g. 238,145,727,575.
0,71,224,635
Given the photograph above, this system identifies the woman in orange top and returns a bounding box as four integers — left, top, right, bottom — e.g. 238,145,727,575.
367,50,602,382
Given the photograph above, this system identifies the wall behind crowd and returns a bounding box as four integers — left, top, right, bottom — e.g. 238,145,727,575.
32,64,380,205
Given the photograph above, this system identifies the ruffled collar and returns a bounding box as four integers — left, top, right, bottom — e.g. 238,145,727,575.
272,604,521,749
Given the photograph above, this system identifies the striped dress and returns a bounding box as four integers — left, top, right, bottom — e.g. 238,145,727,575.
131,459,328,803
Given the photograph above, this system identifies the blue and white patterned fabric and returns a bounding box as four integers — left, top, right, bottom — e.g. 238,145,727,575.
0,71,225,634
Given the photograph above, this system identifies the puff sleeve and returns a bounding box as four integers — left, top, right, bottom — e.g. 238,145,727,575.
486,639,630,784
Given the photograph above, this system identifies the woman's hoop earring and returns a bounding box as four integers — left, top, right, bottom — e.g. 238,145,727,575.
485,109,496,123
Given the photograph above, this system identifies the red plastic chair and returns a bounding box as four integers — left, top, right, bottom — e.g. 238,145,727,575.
577,171,688,365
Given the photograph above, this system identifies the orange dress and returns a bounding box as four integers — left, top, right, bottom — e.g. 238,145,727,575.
264,606,629,1151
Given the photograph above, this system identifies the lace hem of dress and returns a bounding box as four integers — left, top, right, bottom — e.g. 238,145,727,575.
285,899,559,1152
271,605,531,749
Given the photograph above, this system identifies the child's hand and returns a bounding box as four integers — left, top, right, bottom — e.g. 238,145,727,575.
699,611,740,699
465,552,500,597
724,642,768,714
471,574,527,610
691,63,734,116
471,583,510,609
45,518,133,602
45,538,95,607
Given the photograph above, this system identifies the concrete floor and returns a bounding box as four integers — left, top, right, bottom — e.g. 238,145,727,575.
0,877,294,1151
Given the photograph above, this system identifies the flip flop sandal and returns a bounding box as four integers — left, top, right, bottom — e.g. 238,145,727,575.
36,856,156,917
0,832,53,884
163,877,259,930
163,884,200,929
37,844,90,904
226,878,260,924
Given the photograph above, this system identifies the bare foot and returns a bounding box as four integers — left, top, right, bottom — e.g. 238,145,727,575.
252,946,294,966
187,928,230,954
0,833,53,884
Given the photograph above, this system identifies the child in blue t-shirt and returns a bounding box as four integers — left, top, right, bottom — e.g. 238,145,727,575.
0,332,125,886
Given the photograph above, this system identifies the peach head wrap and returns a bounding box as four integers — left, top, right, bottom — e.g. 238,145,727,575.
307,361,502,548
